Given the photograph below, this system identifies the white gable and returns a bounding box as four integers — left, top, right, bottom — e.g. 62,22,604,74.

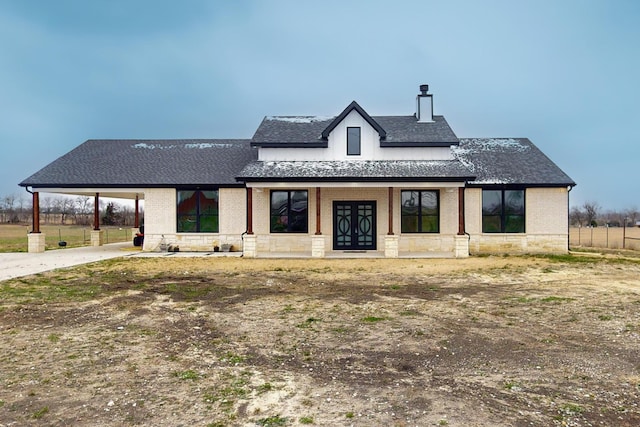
257,108,454,162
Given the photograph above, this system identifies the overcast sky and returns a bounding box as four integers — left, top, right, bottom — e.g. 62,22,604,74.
1,0,638,210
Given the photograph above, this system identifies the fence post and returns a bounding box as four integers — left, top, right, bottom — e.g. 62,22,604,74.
578,226,581,246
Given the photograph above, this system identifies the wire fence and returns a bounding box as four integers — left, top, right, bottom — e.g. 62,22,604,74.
49,227,132,248
570,226,640,250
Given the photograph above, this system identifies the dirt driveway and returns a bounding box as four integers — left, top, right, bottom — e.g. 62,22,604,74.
1,255,639,426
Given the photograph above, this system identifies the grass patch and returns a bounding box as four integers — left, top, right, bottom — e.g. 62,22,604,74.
299,416,314,424
173,370,200,380
560,402,585,415
504,381,522,391
297,317,321,328
256,382,273,394
0,279,103,304
361,316,386,323
221,351,246,365
0,224,132,252
537,254,598,264
32,406,49,419
256,415,288,426
540,296,574,303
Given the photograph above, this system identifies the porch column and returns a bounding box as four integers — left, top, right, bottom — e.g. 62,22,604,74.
246,188,253,235
384,187,399,258
244,187,257,258
134,194,140,228
28,191,45,253
454,187,469,258
32,191,40,233
312,187,326,257
315,187,321,235
387,187,394,235
93,193,100,231
91,192,104,246
458,187,465,235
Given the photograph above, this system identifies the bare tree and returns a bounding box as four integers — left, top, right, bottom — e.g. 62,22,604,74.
55,197,75,225
624,207,639,227
3,193,18,223
74,196,92,226
583,201,600,227
41,196,56,224
569,206,585,226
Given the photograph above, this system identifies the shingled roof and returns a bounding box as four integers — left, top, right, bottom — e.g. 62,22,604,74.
19,139,257,188
251,114,459,147
452,138,575,187
237,159,474,182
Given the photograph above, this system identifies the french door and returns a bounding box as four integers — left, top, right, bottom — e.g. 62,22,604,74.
333,201,376,250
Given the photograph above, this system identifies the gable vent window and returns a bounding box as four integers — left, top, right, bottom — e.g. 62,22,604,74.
347,127,361,156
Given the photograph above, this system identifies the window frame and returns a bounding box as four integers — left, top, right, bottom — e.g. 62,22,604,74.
400,190,440,233
346,127,361,156
270,190,309,233
176,189,219,233
482,188,526,233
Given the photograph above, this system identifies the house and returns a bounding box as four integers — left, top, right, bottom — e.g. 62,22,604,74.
19,85,575,257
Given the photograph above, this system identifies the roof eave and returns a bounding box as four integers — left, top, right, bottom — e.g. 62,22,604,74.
250,141,328,148
236,176,476,183
379,141,459,147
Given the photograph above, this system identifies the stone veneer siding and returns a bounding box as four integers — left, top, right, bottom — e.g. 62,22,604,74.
251,186,463,255
141,186,568,255
142,187,246,252
465,187,569,254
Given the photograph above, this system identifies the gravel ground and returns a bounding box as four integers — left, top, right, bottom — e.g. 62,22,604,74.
1,255,639,426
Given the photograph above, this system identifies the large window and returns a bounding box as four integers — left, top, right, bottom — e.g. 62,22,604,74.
177,190,219,232
482,189,525,233
401,190,439,233
347,127,361,156
270,190,308,233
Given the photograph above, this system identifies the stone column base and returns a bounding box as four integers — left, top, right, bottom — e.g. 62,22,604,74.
384,235,399,258
91,230,104,247
28,232,46,253
243,234,257,258
454,234,470,258
311,235,326,258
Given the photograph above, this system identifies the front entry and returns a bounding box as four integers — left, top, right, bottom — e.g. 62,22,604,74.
333,201,376,250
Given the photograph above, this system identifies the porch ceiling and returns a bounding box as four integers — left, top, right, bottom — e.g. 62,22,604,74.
30,187,145,200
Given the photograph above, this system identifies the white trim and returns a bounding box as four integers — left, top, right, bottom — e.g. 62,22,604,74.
30,187,146,199
247,182,465,188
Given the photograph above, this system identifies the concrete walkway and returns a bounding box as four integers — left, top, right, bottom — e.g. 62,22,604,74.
0,243,136,281
0,244,245,282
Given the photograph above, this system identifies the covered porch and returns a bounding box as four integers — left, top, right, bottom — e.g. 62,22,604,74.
25,187,144,253
241,182,470,259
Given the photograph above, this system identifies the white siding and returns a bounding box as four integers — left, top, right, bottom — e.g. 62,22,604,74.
257,110,453,161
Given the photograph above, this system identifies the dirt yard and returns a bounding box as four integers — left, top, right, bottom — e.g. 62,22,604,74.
1,254,639,426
